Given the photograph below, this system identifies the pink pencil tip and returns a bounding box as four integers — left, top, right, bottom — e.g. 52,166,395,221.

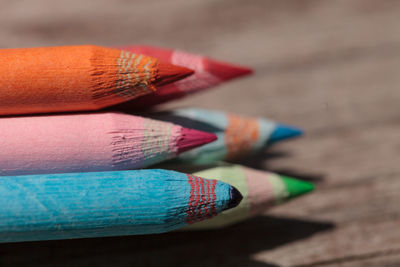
205,58,253,81
177,128,217,154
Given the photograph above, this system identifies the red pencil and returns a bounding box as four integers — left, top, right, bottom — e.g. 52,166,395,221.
114,45,253,110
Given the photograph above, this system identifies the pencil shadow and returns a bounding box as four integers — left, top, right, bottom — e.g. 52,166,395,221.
146,112,225,132
232,149,326,183
0,215,334,267
266,169,325,183
232,149,291,167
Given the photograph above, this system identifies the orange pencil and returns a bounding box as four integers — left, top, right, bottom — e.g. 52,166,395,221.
0,45,193,115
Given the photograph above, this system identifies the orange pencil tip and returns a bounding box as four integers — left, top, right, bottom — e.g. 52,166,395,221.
155,62,194,87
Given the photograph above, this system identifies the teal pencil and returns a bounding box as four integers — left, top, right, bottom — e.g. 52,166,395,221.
151,108,303,164
0,169,242,243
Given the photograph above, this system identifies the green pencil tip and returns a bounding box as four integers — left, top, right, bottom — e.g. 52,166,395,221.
280,176,315,199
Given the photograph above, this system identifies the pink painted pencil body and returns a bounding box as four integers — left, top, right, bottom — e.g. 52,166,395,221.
0,112,216,176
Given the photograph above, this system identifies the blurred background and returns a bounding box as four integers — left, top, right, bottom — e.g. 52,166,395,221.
1,0,400,266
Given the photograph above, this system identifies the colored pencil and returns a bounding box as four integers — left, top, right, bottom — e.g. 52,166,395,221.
0,45,193,115
0,169,242,242
0,112,216,176
173,164,314,229
151,108,303,164
114,45,253,110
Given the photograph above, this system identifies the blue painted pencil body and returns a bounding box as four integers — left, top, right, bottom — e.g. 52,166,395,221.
0,169,241,243
152,108,303,164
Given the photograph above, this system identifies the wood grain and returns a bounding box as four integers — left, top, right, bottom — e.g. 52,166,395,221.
0,0,399,266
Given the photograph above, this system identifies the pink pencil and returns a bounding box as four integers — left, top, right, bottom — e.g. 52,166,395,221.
113,45,253,110
0,112,216,176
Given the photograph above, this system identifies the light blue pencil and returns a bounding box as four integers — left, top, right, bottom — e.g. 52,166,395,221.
0,169,242,243
151,108,303,164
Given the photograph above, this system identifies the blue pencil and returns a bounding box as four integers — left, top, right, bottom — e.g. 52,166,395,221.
0,169,242,243
150,108,303,164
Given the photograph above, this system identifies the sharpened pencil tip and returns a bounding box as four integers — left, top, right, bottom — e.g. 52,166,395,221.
269,124,303,143
205,59,253,81
227,186,243,210
281,176,315,199
155,62,194,86
177,128,217,153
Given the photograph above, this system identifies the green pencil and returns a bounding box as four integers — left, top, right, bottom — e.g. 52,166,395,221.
168,163,314,229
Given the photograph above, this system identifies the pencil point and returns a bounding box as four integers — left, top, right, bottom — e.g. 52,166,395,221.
177,128,217,153
269,124,303,143
281,176,315,199
206,59,253,81
155,62,194,86
227,186,243,209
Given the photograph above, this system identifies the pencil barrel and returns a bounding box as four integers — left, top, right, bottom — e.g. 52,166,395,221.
152,108,277,163
0,112,185,175
0,46,158,115
0,170,238,242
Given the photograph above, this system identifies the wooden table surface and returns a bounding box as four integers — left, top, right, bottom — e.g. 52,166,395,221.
0,0,399,266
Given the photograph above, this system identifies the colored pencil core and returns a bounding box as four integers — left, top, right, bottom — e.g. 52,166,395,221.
281,176,315,199
228,186,243,209
205,58,253,81
154,61,194,86
177,128,217,153
269,124,303,143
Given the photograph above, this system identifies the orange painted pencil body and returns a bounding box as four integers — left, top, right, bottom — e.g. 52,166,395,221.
0,45,193,115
